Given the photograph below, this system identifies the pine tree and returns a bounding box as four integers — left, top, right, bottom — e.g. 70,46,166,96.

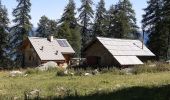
36,16,57,38
142,0,166,60
162,0,170,60
0,1,9,66
10,0,32,66
105,5,119,37
36,16,50,37
113,0,138,38
59,0,77,27
58,0,80,57
78,0,94,57
93,0,106,37
47,19,58,36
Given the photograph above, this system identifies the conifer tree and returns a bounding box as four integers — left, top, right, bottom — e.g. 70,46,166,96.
0,1,9,66
10,0,32,66
47,19,58,36
162,0,170,59
36,16,50,37
142,0,166,60
105,5,118,37
113,0,138,38
78,0,94,57
93,0,106,37
36,16,57,37
58,0,80,56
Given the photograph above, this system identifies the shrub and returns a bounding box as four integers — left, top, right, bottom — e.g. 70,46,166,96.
132,66,156,74
25,68,41,74
100,67,125,75
132,62,170,74
74,69,85,76
56,67,66,76
155,63,170,72
100,67,110,74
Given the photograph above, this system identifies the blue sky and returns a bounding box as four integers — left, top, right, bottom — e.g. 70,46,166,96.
2,0,147,29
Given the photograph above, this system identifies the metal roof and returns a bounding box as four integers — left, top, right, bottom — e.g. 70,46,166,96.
28,37,75,61
97,37,155,56
114,56,143,65
96,37,155,65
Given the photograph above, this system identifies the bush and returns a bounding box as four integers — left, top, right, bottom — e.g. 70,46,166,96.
100,67,125,75
74,68,85,76
155,63,170,72
132,66,156,74
25,68,41,74
56,67,66,76
132,62,170,74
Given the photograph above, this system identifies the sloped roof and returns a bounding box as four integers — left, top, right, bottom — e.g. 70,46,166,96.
97,37,155,56
28,37,75,61
114,56,143,65
85,37,155,66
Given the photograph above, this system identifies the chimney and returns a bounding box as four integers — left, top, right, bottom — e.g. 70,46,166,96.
48,35,54,42
142,29,145,49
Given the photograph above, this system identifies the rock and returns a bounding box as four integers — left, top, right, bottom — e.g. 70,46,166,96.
149,64,156,67
121,68,133,75
24,74,28,77
29,89,40,95
37,61,58,71
92,69,99,75
98,88,103,91
14,97,19,100
64,70,68,75
85,73,91,76
25,89,40,99
115,84,121,88
62,63,68,69
70,73,74,76
9,71,24,77
166,60,170,64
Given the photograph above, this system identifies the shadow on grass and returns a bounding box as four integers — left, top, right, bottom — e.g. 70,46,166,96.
34,85,170,100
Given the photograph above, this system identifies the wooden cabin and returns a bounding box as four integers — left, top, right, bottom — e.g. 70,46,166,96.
21,36,75,67
84,37,155,67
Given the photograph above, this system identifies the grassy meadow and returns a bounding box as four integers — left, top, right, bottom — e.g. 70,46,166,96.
0,64,170,99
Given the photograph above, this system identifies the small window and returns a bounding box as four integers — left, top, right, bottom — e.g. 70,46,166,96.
29,56,32,61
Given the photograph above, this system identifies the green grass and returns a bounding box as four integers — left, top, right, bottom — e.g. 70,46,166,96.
0,68,170,99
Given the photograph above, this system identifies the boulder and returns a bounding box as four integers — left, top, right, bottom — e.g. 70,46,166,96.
64,70,68,75
37,61,58,71
61,63,68,70
121,68,133,75
149,64,156,67
85,73,92,76
92,69,99,75
9,71,24,77
25,89,40,99
29,89,40,96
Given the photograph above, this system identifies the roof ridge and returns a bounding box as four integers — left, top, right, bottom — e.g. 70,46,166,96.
28,36,67,40
97,37,139,41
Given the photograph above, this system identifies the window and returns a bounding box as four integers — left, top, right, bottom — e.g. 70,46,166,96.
57,40,69,47
29,56,32,61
